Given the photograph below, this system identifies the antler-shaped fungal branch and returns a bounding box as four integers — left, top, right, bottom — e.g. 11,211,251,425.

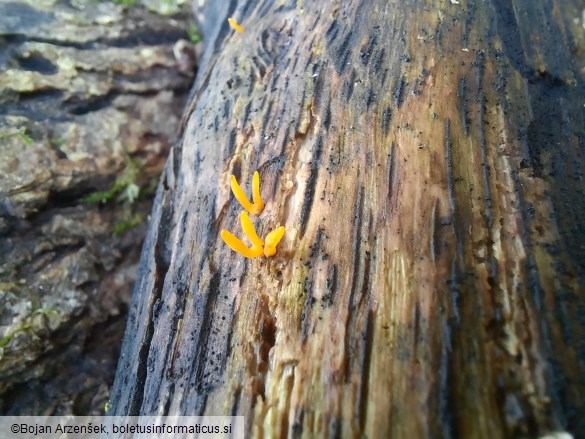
222,170,285,258
221,212,286,259
230,171,264,216
220,212,264,259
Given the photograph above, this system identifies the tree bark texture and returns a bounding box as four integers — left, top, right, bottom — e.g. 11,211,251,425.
110,1,585,438
0,0,196,414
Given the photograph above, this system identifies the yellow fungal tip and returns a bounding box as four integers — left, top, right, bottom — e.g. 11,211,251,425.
264,226,286,257
228,17,244,33
230,173,264,216
221,229,263,259
251,171,264,215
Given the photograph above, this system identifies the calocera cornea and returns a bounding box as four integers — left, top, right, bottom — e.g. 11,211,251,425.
263,226,286,257
221,212,264,258
230,171,264,216
228,18,244,33
221,171,286,258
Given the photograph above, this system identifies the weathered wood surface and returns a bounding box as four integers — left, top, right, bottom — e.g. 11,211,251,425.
0,0,196,414
110,0,585,437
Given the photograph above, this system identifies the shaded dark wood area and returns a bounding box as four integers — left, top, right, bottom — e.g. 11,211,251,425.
110,0,585,437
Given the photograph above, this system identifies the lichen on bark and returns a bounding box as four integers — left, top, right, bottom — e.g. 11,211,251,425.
0,0,197,414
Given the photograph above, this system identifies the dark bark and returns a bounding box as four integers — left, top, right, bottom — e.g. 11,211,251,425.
111,1,585,438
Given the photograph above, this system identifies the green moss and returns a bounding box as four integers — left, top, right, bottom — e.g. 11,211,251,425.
18,129,32,145
188,23,202,44
110,0,138,5
84,157,142,204
89,0,136,4
0,127,32,145
32,308,58,318
96,0,188,15
156,0,185,15
0,307,58,361
113,212,145,235
83,157,152,235
84,189,116,204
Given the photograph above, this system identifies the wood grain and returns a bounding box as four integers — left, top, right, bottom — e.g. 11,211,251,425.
110,1,585,437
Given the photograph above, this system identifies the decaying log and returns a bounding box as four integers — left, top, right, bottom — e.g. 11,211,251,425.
0,0,196,414
110,0,585,437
